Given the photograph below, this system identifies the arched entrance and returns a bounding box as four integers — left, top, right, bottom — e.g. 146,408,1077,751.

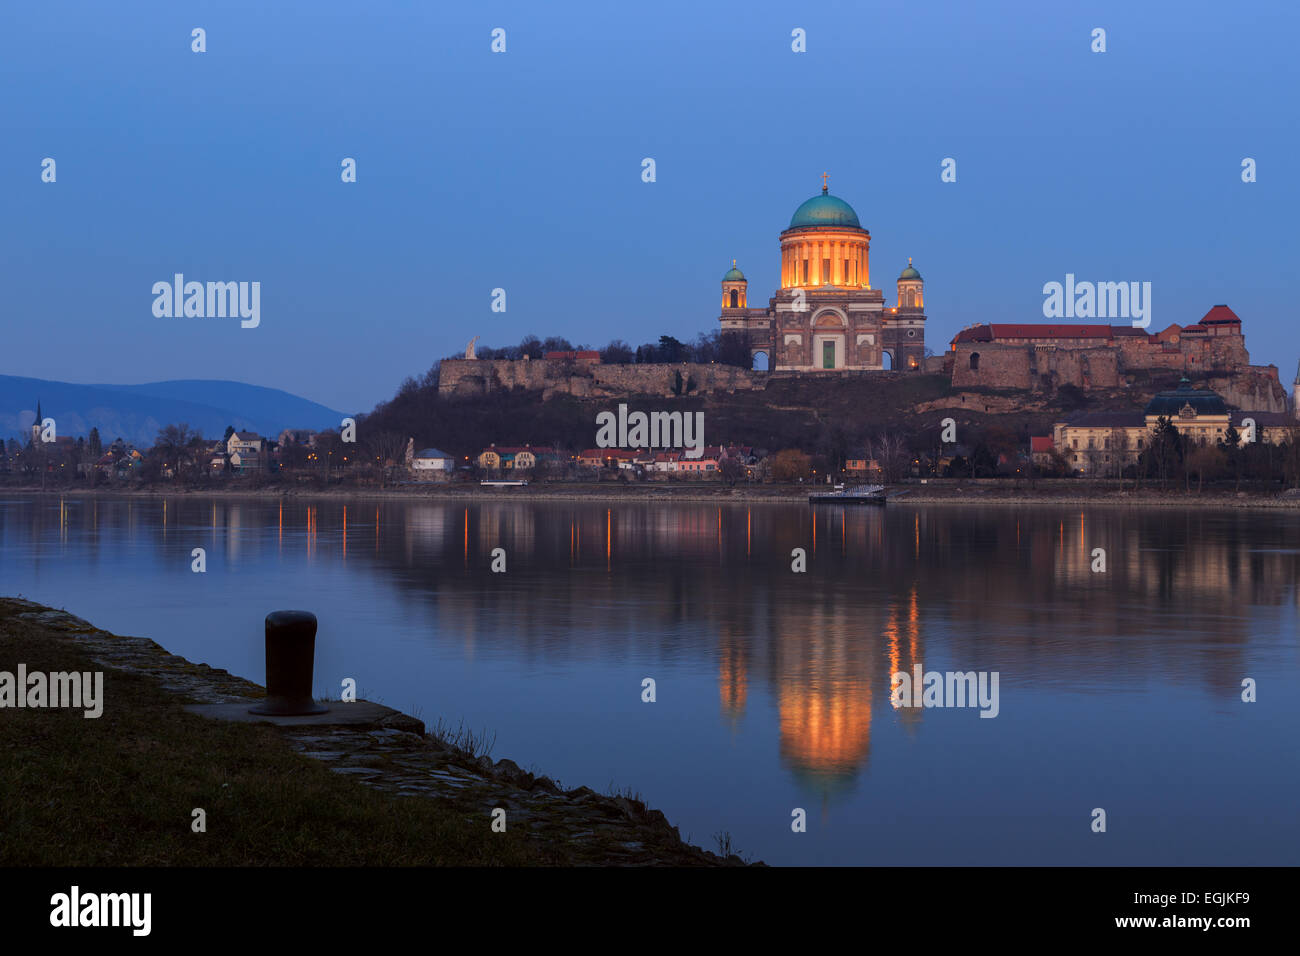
882,350,894,370
811,310,847,370
752,350,770,371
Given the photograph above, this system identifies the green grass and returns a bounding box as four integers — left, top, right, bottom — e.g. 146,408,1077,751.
0,603,549,866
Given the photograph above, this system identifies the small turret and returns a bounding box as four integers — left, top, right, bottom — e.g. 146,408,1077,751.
897,258,923,309
722,259,747,310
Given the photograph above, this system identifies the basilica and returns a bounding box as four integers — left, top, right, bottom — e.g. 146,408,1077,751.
718,176,927,371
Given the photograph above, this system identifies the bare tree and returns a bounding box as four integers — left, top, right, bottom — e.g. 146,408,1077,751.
154,423,201,479
875,431,909,483
367,431,408,486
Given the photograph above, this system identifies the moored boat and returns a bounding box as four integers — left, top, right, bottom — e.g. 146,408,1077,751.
808,484,888,505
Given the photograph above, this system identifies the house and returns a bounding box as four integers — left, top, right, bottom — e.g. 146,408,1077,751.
845,449,882,475
479,444,562,471
577,449,613,469
1052,380,1295,476
652,451,680,473
278,429,317,447
677,447,722,474
227,431,263,457
411,448,456,474
229,451,261,474
1030,436,1055,467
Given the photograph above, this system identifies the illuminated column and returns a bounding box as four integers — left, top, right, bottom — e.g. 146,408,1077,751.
832,241,841,285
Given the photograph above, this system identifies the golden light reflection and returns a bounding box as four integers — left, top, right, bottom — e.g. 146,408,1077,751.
719,633,748,722
779,682,873,779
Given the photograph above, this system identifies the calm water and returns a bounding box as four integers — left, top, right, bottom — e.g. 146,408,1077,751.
3,494,1298,866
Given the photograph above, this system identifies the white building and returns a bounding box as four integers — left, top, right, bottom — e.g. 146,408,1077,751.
411,447,456,475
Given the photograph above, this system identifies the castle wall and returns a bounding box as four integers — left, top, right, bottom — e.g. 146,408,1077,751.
439,359,762,400
950,344,1034,389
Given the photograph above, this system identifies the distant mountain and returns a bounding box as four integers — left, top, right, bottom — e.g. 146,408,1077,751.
0,375,347,447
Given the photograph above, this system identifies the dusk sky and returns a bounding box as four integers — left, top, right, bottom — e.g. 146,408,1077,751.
4,0,1297,414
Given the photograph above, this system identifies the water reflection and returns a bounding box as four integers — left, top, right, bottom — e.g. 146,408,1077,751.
2,495,1297,864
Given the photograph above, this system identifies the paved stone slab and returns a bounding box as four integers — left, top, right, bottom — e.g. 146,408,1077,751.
183,699,423,733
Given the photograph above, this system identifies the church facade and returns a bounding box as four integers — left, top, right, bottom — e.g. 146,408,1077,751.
719,177,927,372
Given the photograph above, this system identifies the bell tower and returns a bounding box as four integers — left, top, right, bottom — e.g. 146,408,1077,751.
721,260,747,310
897,259,923,309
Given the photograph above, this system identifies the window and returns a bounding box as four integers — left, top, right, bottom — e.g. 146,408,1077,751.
969,352,980,371
803,261,809,284
822,259,831,284
729,289,738,308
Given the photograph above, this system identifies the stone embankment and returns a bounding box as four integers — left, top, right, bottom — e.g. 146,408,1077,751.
6,599,754,866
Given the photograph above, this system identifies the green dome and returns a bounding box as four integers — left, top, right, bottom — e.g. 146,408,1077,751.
723,261,745,281
899,260,922,281
1143,380,1228,418
789,189,862,229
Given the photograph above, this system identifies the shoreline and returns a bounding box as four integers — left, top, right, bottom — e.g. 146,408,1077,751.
4,482,1300,510
0,598,753,867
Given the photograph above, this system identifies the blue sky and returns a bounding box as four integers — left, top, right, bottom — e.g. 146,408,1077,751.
4,0,1297,413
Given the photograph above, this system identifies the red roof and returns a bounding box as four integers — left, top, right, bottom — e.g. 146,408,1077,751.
951,324,1121,344
1030,436,1054,452
1198,304,1241,325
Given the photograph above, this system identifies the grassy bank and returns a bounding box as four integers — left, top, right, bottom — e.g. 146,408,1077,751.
0,600,692,866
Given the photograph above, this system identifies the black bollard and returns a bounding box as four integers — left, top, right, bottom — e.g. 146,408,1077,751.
248,610,329,716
